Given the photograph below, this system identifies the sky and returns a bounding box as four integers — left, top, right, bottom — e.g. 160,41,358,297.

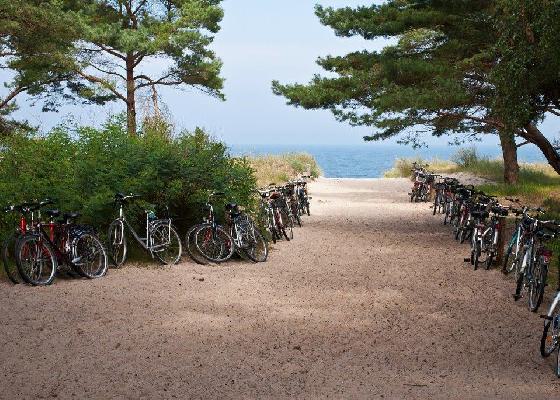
4,0,389,145
3,0,559,148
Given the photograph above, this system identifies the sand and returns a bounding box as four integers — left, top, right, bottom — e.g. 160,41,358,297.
1,178,558,399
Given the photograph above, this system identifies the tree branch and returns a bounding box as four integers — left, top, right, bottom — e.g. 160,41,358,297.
435,111,505,129
89,64,126,81
94,42,126,61
0,85,26,110
547,107,560,117
75,70,127,102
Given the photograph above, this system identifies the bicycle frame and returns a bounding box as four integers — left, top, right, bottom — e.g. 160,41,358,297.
113,204,172,253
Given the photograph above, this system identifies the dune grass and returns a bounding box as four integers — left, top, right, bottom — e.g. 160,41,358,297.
384,147,560,210
247,153,322,187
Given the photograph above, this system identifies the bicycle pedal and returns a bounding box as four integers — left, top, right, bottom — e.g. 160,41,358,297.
541,315,553,320
463,258,470,263
512,294,521,301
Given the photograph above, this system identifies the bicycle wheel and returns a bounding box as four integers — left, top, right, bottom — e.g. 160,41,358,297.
71,233,108,278
292,203,302,227
275,210,290,241
282,209,294,240
15,234,57,286
185,225,209,265
529,260,547,312
542,314,560,357
473,241,481,270
502,236,519,275
246,229,268,263
108,220,127,268
195,225,234,263
151,222,182,265
2,234,22,284
306,202,310,216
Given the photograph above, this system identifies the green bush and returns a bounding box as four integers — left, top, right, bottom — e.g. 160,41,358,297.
451,147,483,168
0,116,257,239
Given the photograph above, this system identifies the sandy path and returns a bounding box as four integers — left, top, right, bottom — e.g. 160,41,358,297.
1,178,559,399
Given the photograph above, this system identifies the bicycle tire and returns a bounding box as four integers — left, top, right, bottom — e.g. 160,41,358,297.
245,229,268,263
514,270,525,302
15,234,57,286
2,234,21,284
72,233,108,278
151,222,182,265
185,225,209,265
108,220,127,268
195,225,234,263
529,260,547,312
282,210,294,240
541,316,559,358
485,252,494,270
474,241,481,270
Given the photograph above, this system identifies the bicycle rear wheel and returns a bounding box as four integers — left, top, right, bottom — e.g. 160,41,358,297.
72,233,108,278
15,234,57,286
108,220,127,268
2,234,22,284
152,222,182,265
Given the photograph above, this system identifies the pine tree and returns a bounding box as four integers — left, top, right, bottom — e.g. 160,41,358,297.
272,1,554,182
67,0,225,136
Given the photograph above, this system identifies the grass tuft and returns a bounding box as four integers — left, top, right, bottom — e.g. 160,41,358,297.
246,153,322,187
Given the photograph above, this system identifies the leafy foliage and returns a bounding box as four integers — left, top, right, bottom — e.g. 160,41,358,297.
66,0,225,134
493,0,560,127
273,1,499,147
0,117,256,237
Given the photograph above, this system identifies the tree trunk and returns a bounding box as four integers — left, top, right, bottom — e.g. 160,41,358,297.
523,123,560,175
498,131,519,184
126,53,137,136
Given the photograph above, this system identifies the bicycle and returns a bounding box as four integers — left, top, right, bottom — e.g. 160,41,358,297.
225,202,268,262
540,262,560,377
15,208,107,285
2,199,53,284
191,192,235,263
469,203,508,270
107,193,182,267
512,215,559,312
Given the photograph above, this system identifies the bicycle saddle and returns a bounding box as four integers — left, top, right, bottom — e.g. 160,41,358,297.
115,193,140,203
225,203,241,215
45,209,61,219
64,212,81,220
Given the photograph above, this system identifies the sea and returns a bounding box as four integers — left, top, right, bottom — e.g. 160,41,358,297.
230,143,547,179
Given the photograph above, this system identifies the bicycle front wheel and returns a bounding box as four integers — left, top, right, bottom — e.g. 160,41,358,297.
502,234,519,275
529,260,547,312
542,313,560,358
151,223,182,265
185,224,209,265
246,229,269,263
15,234,57,286
108,220,127,268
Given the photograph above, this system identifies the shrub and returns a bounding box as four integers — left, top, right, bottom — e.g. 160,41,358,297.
0,116,257,239
451,147,483,168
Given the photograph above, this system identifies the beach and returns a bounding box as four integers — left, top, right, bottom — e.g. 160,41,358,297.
1,178,558,399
